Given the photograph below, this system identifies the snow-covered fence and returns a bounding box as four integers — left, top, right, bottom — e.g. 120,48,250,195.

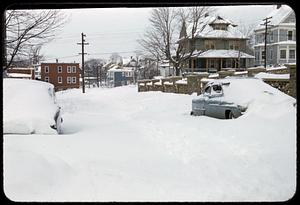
163,76,182,93
287,64,296,98
247,67,267,77
262,78,290,95
218,70,235,78
138,64,296,97
137,79,151,92
175,78,188,94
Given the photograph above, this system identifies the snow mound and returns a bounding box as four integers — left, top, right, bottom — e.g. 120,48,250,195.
3,79,59,134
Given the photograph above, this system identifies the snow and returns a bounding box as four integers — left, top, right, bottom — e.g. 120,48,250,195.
6,73,32,78
193,49,254,59
255,72,290,80
4,78,296,202
187,15,246,39
255,5,294,30
163,81,173,85
3,79,59,135
175,79,187,85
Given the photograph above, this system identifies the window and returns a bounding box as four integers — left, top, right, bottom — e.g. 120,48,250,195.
57,66,62,73
67,77,72,84
270,49,273,60
212,84,222,93
67,66,72,73
270,32,274,42
262,50,266,59
45,77,49,82
280,50,286,59
229,45,234,50
289,49,295,59
72,66,76,73
58,76,62,83
72,77,76,84
122,72,125,77
45,66,49,73
288,30,293,41
204,86,211,94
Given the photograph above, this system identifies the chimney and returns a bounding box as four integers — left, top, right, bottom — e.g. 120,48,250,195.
56,59,58,63
277,4,281,9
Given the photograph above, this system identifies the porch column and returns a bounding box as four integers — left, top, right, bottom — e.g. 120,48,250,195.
191,58,194,72
206,59,208,72
220,58,223,70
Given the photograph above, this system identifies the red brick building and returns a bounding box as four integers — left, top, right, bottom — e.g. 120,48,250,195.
41,62,80,91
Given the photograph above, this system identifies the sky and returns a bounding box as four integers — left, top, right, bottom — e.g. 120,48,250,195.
40,5,282,64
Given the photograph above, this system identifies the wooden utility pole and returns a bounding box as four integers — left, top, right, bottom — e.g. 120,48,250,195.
77,33,89,93
260,17,272,68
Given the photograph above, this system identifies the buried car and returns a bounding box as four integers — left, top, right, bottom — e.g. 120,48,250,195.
4,78,63,134
191,80,247,119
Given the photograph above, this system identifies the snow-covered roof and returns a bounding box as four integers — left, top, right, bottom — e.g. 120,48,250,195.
255,5,294,30
7,73,32,78
186,15,246,39
9,67,34,70
192,49,255,59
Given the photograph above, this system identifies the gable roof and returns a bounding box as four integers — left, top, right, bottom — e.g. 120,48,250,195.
255,5,294,30
186,15,246,39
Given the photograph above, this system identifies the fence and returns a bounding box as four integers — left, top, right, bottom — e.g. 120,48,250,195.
137,64,296,98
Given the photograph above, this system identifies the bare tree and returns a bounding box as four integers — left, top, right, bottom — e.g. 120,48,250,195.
234,23,256,69
4,9,67,71
138,7,212,76
109,52,122,65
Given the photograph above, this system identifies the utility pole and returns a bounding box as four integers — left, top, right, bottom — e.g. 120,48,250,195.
260,17,273,68
77,33,89,93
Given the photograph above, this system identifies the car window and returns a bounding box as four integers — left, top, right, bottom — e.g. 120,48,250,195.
204,86,211,94
212,85,222,93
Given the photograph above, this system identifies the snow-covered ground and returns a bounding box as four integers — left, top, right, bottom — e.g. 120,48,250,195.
4,79,296,202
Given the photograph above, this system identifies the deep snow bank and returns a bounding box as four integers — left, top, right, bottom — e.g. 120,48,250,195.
4,80,296,202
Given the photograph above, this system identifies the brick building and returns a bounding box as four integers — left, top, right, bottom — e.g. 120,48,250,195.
41,62,80,91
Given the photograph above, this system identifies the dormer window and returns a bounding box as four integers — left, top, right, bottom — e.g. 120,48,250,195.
212,24,228,31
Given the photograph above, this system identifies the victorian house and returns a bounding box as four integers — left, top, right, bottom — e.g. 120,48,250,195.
253,5,296,66
179,14,254,73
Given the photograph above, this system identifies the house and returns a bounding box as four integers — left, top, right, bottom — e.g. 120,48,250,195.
6,67,35,79
40,61,80,91
179,14,255,73
159,60,174,77
107,64,134,87
253,5,296,66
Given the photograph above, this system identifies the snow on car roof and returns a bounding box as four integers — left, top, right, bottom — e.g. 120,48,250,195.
4,79,59,134
196,77,294,108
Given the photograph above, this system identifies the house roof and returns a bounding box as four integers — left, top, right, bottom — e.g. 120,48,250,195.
255,5,294,30
192,49,255,59
186,15,246,39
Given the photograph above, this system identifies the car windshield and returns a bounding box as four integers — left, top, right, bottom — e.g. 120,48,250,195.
212,84,222,93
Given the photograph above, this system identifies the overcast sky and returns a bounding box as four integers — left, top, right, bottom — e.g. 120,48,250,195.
40,5,281,64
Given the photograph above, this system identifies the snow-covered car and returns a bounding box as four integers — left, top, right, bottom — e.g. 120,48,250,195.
191,79,247,119
4,78,63,134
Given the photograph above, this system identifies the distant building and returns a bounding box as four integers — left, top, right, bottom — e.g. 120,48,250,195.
6,67,35,79
107,65,134,87
159,60,174,77
179,14,255,73
254,5,296,66
41,62,80,91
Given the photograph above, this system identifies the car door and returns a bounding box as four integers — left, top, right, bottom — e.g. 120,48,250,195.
204,84,223,118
